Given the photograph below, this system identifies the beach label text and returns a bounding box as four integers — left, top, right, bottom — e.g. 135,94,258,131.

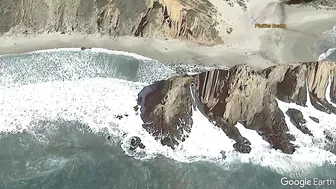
255,23,286,28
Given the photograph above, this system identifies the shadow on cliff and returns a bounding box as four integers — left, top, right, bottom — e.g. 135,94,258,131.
136,62,336,155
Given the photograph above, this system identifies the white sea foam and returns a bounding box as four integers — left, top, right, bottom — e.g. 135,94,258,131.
0,78,143,134
326,76,336,107
9,48,154,61
183,106,336,175
1,75,336,175
0,48,176,87
1,48,336,175
314,25,336,61
317,47,336,61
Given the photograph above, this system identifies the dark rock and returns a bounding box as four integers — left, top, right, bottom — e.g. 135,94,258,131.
275,66,307,106
287,134,296,141
107,136,111,140
324,130,334,142
242,137,251,145
160,137,178,149
220,150,227,159
308,92,336,114
124,113,129,117
139,143,146,149
214,118,251,147
226,27,233,34
248,105,296,154
309,116,319,123
133,105,139,112
129,136,145,151
80,47,91,50
115,115,123,120
286,108,313,136
330,76,336,104
61,31,65,34
285,0,314,5
326,135,333,142
130,136,141,146
137,77,194,150
233,142,252,153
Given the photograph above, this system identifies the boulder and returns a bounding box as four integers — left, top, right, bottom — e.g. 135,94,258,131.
286,108,313,136
129,136,145,151
309,116,320,123
233,143,252,153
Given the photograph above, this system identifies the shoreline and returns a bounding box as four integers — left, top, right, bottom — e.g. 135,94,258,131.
278,6,336,63
0,3,335,70
0,33,275,70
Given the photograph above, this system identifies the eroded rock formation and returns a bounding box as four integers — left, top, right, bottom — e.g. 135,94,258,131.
137,76,194,148
0,0,222,45
137,62,336,154
286,108,312,136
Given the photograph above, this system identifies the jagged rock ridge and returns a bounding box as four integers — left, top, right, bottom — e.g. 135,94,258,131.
137,62,336,154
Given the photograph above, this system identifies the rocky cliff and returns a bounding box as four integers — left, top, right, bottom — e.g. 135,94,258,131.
137,62,336,154
286,0,336,9
1,0,335,46
0,0,223,45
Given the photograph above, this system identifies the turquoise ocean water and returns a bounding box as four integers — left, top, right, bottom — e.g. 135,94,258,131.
0,31,336,189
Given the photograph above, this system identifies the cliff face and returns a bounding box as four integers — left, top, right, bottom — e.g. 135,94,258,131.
137,76,195,148
1,0,335,45
286,0,336,9
137,62,336,154
0,0,222,45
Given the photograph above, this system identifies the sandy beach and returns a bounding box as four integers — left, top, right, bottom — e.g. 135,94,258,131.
0,1,335,70
0,33,265,68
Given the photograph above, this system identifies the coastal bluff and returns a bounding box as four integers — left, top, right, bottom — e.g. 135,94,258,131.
2,0,335,47
136,62,336,154
0,0,222,45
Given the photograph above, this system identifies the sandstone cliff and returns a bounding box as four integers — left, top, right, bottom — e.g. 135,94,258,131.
0,0,223,45
137,62,336,154
1,0,335,46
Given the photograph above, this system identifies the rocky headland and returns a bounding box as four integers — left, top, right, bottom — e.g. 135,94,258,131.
137,62,336,154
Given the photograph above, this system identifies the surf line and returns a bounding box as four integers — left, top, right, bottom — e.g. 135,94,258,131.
255,23,286,29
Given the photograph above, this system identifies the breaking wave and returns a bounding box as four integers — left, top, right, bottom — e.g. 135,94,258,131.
0,48,175,86
0,48,335,182
314,25,336,61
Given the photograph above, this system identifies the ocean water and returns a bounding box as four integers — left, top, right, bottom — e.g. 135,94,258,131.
0,48,335,189
314,26,336,61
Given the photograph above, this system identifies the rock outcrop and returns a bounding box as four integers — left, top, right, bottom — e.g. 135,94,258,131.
286,108,312,136
129,136,146,150
137,77,194,148
137,62,336,154
285,0,336,8
0,0,223,45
